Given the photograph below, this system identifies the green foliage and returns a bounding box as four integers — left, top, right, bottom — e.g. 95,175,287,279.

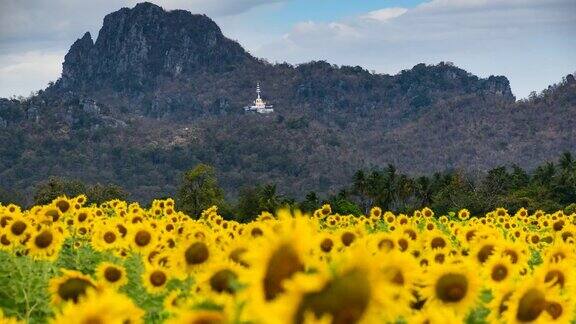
176,164,224,219
0,252,55,323
33,177,128,206
34,177,87,205
235,183,286,222
0,187,24,205
349,152,576,216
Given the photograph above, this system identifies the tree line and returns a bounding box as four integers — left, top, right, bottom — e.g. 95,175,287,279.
1,152,575,221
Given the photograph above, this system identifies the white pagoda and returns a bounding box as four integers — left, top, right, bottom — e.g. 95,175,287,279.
244,82,273,114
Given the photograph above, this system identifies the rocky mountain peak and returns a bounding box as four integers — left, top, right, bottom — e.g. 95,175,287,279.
57,2,253,92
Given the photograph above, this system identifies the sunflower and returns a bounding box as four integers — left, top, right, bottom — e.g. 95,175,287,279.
487,287,515,323
198,261,243,296
457,209,470,221
483,255,517,287
317,204,332,219
96,262,128,289
312,231,337,261
27,225,65,261
376,250,419,304
273,246,401,324
91,222,123,252
128,222,157,253
495,241,529,266
171,237,214,277
543,241,575,264
502,278,566,324
407,306,463,324
49,269,98,305
419,261,481,315
241,213,314,315
223,240,251,268
423,229,450,251
470,237,500,266
369,207,383,220
72,208,92,227
51,288,144,324
142,265,170,294
163,289,187,314
422,207,434,218
535,260,573,292
52,196,73,215
5,215,30,241
166,310,226,324
0,231,15,251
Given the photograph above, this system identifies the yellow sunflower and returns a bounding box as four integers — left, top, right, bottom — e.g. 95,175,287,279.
49,269,98,305
51,288,143,324
96,262,128,289
419,260,481,316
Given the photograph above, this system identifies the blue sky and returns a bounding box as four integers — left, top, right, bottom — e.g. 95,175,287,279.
0,0,575,98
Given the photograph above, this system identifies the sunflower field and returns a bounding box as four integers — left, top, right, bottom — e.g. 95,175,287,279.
0,196,575,324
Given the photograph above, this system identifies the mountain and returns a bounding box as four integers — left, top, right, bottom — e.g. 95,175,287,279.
0,2,575,202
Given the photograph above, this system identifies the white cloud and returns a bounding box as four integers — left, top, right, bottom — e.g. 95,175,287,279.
256,0,576,98
361,7,407,22
144,0,287,16
0,51,64,98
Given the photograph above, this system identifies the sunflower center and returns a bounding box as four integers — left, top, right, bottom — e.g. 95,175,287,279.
378,239,394,251
229,247,248,267
263,244,304,301
431,237,446,249
56,200,70,213
82,316,104,324
405,230,417,240
134,230,152,247
341,232,355,246
503,249,519,263
251,227,263,237
491,264,508,281
553,221,564,231
320,238,334,252
150,270,167,287
465,230,476,242
498,292,513,316
35,230,54,249
45,209,60,222
77,213,88,222
185,242,209,265
117,224,127,237
516,288,545,322
477,244,495,264
0,216,13,227
398,238,408,251
434,254,445,264
545,301,563,320
57,278,95,303
435,273,468,303
10,220,27,236
103,232,116,244
294,268,371,324
104,267,122,282
391,269,404,286
1,234,10,246
209,269,238,294
561,232,573,242
552,252,566,262
544,270,565,288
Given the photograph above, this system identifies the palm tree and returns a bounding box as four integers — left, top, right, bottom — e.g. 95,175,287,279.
257,184,281,212
559,152,574,172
